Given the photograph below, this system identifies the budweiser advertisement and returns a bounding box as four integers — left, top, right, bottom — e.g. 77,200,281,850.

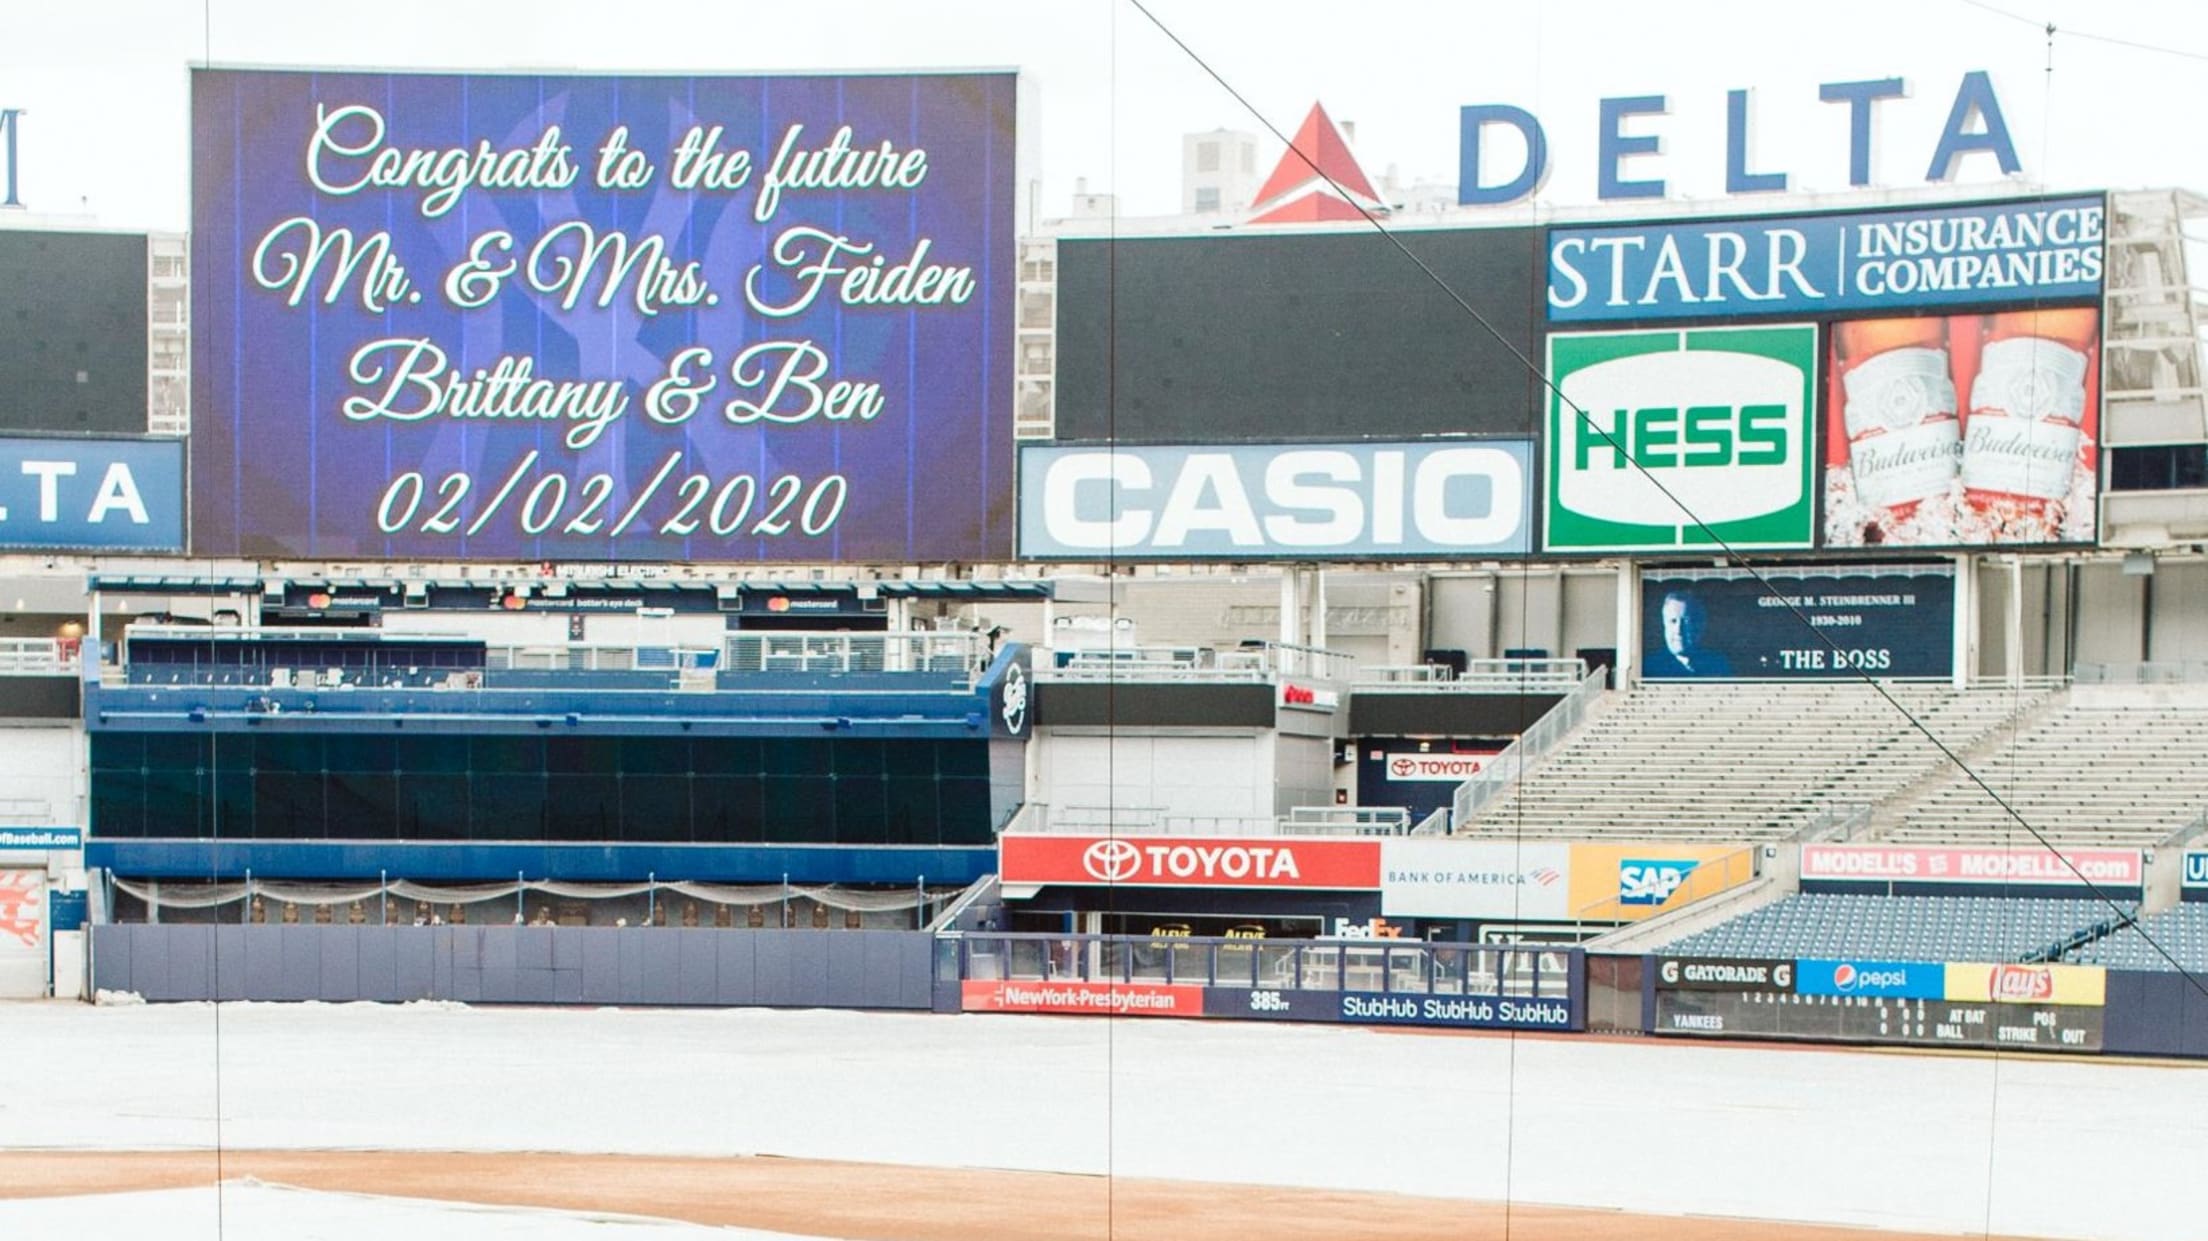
999,835,1383,890
1824,307,2100,548
1944,961,2107,1007
961,980,1203,1017
1801,844,2143,888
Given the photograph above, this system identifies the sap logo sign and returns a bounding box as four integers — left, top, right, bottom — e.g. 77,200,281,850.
1019,441,1532,559
1619,858,1701,906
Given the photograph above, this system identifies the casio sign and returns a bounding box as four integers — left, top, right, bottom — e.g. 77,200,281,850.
1545,325,1817,552
1619,858,1702,906
1019,441,1532,559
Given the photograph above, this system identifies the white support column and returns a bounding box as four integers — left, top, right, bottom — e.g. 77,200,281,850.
1308,569,1328,670
1614,561,1637,687
1951,553,1976,689
1278,569,1301,675
2006,554,2025,688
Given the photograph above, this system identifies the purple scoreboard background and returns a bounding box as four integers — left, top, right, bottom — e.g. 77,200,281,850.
191,68,1014,562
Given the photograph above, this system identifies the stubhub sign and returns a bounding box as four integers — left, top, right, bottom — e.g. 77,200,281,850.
1018,440,1532,560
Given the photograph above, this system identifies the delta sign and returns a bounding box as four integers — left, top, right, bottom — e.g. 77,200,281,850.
1545,324,1817,552
1461,70,2022,205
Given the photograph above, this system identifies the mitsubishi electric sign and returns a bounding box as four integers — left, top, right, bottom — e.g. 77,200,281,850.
1545,325,1817,552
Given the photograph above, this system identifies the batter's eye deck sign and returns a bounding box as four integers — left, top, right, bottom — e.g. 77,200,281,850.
1545,324,1818,553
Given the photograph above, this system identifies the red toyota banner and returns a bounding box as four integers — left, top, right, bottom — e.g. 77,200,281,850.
1801,844,2142,887
961,980,1204,1017
999,835,1383,890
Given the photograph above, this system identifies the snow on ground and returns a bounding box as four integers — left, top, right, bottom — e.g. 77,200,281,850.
3,1001,2203,1241
0,1181,836,1241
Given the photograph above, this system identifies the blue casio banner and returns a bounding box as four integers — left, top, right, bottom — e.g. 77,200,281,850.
1794,958,1945,999
1548,195,2104,323
0,436,184,551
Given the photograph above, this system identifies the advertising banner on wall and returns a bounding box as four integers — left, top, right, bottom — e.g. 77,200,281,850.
999,834,1382,890
1547,195,2104,323
0,870,46,999
0,827,81,853
1546,325,1818,552
1944,961,2106,1007
1793,958,1947,999
190,68,1014,563
1379,840,1755,921
1640,565,1954,680
961,980,1201,1017
2186,852,2208,896
1824,307,2100,547
1018,440,1533,560
0,436,184,552
1800,843,2144,889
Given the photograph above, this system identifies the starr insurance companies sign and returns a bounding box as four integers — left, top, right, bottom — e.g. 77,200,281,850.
1544,324,1818,552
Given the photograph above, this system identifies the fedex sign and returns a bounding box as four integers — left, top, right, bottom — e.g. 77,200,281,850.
1461,71,2019,205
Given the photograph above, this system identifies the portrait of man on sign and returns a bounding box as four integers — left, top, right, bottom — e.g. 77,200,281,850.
1647,589,1732,678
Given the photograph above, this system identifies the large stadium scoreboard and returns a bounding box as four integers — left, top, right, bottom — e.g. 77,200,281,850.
1652,956,2106,1054
1654,990,2104,1052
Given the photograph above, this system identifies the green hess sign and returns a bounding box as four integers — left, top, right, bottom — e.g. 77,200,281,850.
1545,325,1818,552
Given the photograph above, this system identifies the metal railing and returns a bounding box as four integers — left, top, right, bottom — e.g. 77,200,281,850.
947,931,1577,1000
2075,660,2208,685
1450,664,1612,830
1795,802,1875,843
1041,640,1354,683
1356,657,1588,694
0,638,77,676
723,630,986,680
1005,803,1416,838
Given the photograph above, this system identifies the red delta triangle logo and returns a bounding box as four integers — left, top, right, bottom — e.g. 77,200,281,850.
1247,102,1386,225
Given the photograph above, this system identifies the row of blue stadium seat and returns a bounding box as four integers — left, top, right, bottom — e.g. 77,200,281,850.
2067,904,2208,972
1666,893,2131,964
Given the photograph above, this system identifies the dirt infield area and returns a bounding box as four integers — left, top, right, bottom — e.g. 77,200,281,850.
0,1150,2041,1241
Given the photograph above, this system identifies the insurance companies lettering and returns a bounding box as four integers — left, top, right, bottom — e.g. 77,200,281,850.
1547,196,2103,322
1545,325,1817,551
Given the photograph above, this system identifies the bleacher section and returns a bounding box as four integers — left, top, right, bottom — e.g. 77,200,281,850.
2069,904,2208,972
1455,684,2040,842
1664,893,2131,963
1866,693,2208,848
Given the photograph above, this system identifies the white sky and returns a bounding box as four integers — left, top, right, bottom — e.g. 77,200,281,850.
2,0,2206,229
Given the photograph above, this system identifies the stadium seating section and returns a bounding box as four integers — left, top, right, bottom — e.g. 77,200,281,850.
1455,683,2043,842
2069,904,2208,972
1663,893,2132,964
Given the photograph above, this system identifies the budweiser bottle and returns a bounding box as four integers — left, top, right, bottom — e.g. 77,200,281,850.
1835,317,1962,515
1961,308,2097,510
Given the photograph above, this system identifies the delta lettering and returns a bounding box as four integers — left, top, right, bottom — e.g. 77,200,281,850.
1462,70,2019,204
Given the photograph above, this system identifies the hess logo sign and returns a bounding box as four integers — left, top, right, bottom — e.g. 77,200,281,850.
1546,326,1817,552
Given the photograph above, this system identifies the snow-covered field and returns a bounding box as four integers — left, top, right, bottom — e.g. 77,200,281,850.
0,1182,830,1241
3,1000,2204,1240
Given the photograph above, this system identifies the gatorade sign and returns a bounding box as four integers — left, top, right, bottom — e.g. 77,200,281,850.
1545,325,1817,551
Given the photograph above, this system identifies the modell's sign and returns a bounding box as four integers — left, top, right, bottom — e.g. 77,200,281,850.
1801,844,2142,888
998,835,1381,890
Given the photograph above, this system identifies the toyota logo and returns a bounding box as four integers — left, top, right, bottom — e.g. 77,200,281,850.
1082,839,1143,883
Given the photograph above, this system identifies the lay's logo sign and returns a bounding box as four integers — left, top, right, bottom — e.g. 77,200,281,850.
1619,858,1701,906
